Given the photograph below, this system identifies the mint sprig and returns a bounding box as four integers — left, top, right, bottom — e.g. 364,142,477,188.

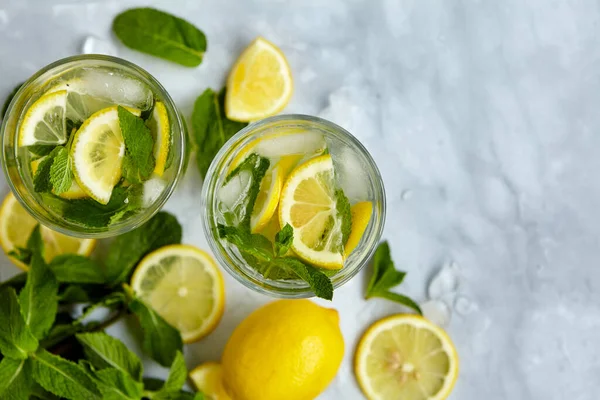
365,241,422,314
118,106,155,184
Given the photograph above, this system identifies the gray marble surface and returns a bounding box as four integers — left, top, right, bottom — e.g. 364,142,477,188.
1,0,599,399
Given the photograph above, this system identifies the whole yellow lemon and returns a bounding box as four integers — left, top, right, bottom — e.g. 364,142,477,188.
221,299,344,400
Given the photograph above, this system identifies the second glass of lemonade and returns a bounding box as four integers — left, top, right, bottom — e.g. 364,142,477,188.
202,115,386,297
1,55,185,238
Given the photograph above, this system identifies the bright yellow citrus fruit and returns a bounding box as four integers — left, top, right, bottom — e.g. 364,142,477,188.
0,193,96,270
226,37,293,122
18,90,68,146
222,299,344,400
146,101,170,176
279,155,347,269
354,315,459,400
344,201,373,254
189,362,232,400
131,244,225,343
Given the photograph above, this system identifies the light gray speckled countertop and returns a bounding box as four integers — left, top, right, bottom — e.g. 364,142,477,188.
1,0,599,399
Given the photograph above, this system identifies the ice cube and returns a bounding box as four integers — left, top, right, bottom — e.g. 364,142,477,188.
427,261,460,299
454,295,478,316
329,146,370,203
77,69,154,111
420,300,451,328
143,178,167,207
254,130,326,159
81,36,118,57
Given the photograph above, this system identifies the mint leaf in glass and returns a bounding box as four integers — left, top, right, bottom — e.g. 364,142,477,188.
274,223,294,257
33,147,61,193
49,146,72,195
118,106,155,184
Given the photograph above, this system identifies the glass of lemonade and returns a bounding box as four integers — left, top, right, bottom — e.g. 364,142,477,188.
1,55,185,238
202,115,386,297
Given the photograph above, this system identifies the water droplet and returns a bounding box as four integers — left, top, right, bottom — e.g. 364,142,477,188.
81,36,118,56
401,189,413,200
454,295,478,316
427,262,460,299
420,300,451,328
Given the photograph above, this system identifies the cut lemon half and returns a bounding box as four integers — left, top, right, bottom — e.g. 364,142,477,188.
226,37,293,122
131,244,225,343
279,155,348,269
31,157,87,200
70,106,138,204
355,315,459,400
0,193,96,270
189,362,232,400
18,90,67,146
345,201,373,255
146,101,171,176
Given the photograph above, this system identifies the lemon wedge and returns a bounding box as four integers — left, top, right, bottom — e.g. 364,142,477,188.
226,37,293,122
344,201,373,254
355,315,459,400
189,362,232,400
131,244,225,343
146,101,171,176
18,90,68,146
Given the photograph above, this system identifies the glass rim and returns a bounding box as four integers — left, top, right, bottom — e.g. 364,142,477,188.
1,54,186,239
201,114,386,298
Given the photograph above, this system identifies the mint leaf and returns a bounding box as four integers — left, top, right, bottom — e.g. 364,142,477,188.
33,147,61,193
365,241,421,314
49,147,72,195
118,106,155,184
128,297,183,366
159,351,186,393
92,368,144,400
2,82,23,119
27,224,45,258
217,224,273,262
0,287,38,358
0,358,32,400
335,189,352,246
192,88,248,178
58,285,90,303
49,255,106,284
28,144,56,158
32,349,101,400
274,258,333,300
76,332,143,381
19,253,58,339
105,211,182,284
274,223,293,257
113,8,206,67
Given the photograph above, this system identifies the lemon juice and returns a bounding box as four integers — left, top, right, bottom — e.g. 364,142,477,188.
1,56,185,237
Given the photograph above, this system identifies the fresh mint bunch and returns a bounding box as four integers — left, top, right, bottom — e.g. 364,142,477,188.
365,241,422,314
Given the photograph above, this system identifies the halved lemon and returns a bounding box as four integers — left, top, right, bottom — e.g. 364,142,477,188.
189,362,232,400
279,155,348,269
146,101,171,176
355,315,459,400
70,106,139,204
226,37,293,122
0,193,96,270
131,244,225,343
344,201,373,255
18,90,68,146
31,157,87,200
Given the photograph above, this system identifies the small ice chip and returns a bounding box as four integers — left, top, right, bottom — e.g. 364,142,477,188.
143,178,167,207
81,36,118,56
420,300,451,328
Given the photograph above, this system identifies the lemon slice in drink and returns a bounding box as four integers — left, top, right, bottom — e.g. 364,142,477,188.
279,155,350,269
226,37,293,122
344,201,373,254
0,193,96,270
146,101,171,176
354,315,459,400
71,106,139,205
131,245,225,343
189,362,232,400
18,90,68,146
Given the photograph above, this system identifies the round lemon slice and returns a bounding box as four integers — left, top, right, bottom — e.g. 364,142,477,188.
131,244,225,343
0,193,96,270
18,90,68,146
146,101,171,176
355,315,459,400
279,155,348,269
226,37,293,122
344,201,373,255
70,106,138,205
189,362,232,400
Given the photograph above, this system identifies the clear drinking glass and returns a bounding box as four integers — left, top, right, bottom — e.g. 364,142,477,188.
1,55,186,238
202,114,386,298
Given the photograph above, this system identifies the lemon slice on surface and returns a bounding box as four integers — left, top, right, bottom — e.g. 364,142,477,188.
131,244,225,343
189,362,232,400
0,193,96,270
226,37,293,122
146,101,171,176
18,90,68,146
279,155,349,269
344,201,373,255
355,315,459,400
70,106,137,205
